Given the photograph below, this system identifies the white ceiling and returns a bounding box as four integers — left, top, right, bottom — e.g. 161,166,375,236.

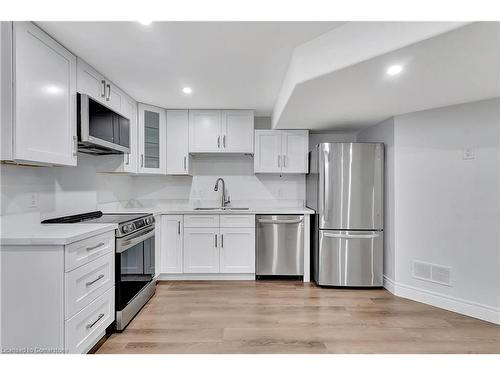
37,21,344,115
273,22,500,131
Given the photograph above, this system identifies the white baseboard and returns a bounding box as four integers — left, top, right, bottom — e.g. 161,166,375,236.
158,273,256,281
383,276,500,325
383,275,396,294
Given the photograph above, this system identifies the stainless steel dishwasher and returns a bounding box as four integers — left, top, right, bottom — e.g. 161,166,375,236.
256,215,304,277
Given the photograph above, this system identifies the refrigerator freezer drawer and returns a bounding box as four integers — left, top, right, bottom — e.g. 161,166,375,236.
256,215,304,276
316,230,383,287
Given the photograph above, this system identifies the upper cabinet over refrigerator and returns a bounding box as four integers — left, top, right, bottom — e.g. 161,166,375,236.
307,143,384,230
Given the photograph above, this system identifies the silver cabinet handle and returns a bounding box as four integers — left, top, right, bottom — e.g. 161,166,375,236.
278,155,281,168
258,219,303,224
214,234,218,248
106,83,111,101
73,136,78,157
101,80,106,98
86,242,105,251
221,234,224,248
217,136,220,148
324,233,380,239
283,155,287,168
125,153,130,165
183,156,187,171
223,135,226,148
86,313,105,329
86,274,104,287
177,221,181,235
141,154,144,168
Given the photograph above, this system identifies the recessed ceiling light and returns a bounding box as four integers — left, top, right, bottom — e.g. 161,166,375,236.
182,87,193,95
386,64,403,76
138,20,152,26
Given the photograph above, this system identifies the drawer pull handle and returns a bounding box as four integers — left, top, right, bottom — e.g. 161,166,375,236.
86,242,105,251
86,313,105,329
86,274,105,287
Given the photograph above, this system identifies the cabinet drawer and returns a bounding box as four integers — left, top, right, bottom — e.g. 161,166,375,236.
184,215,219,228
220,214,255,228
65,286,114,354
65,231,115,272
65,252,114,319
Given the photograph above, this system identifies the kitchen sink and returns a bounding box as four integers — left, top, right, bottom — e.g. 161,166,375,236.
194,207,249,211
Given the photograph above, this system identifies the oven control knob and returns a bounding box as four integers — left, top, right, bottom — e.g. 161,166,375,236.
122,223,134,234
145,217,153,225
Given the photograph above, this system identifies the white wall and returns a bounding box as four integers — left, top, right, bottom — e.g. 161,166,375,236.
357,118,395,280
308,131,356,151
394,98,500,320
358,98,500,323
1,154,134,219
130,155,305,205
1,150,307,220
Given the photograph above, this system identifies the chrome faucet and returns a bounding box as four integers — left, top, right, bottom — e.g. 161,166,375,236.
214,178,230,209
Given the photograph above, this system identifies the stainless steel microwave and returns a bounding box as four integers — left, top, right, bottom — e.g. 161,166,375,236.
77,93,130,154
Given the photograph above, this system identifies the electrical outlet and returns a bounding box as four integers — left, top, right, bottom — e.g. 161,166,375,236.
29,193,38,208
463,147,475,160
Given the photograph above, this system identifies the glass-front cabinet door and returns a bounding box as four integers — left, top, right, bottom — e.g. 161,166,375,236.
138,103,166,174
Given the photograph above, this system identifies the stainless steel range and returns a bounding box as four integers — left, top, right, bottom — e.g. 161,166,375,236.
42,211,156,330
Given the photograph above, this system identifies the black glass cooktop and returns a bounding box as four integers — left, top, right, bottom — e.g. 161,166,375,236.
42,211,149,225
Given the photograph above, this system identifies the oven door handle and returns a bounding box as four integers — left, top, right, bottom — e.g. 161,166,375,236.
116,226,155,253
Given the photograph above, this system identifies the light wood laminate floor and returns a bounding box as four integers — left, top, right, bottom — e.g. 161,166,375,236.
96,281,500,354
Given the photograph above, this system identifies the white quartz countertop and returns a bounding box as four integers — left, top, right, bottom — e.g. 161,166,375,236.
1,201,314,246
1,222,118,246
101,205,315,216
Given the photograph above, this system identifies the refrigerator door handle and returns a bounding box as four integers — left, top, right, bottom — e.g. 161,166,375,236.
324,232,380,239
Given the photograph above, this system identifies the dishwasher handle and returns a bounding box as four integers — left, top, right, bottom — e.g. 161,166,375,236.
258,218,303,225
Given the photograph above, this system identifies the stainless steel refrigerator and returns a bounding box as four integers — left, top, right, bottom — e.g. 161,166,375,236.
306,143,384,287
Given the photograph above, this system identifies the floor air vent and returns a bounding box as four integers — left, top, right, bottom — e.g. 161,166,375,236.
412,260,452,286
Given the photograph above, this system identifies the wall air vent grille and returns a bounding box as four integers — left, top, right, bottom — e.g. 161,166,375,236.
412,260,452,286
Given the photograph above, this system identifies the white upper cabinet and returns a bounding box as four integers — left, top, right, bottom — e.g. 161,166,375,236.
166,110,191,175
138,103,167,174
221,110,254,153
189,110,254,153
1,22,77,166
254,130,282,173
77,58,125,116
254,130,309,174
281,130,309,173
188,110,221,153
121,96,138,173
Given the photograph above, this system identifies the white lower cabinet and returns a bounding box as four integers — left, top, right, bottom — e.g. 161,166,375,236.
65,286,115,354
161,214,255,278
183,227,220,273
0,230,116,354
219,227,255,273
160,215,183,274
